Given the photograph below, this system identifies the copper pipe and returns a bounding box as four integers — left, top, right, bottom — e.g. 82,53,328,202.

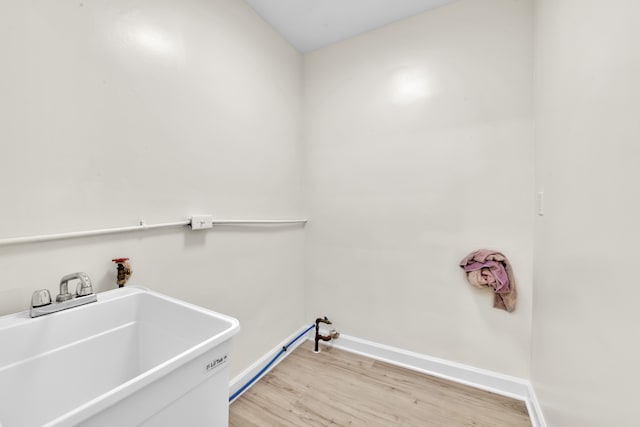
315,317,333,352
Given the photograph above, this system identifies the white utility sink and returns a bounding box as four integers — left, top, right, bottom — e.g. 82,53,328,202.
0,286,240,427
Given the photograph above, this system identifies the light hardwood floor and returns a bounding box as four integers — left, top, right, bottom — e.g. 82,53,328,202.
229,341,531,427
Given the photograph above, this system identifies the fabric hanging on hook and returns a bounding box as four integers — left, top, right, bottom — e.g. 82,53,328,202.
459,249,517,312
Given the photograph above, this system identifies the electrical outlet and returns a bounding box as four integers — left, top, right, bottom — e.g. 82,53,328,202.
190,214,214,230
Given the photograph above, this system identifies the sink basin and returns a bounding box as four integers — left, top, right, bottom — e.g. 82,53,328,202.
0,286,240,427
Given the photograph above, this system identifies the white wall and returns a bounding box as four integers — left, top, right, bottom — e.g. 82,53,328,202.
6,2,637,424
0,0,304,378
304,0,534,378
533,1,640,425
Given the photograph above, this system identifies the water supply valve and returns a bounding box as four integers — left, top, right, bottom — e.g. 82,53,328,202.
112,258,133,288
314,316,339,353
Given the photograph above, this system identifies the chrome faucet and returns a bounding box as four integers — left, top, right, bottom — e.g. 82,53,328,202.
30,272,97,318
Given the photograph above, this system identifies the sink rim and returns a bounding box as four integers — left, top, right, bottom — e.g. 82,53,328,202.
0,286,240,427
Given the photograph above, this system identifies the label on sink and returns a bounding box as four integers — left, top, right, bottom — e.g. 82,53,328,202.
205,353,229,374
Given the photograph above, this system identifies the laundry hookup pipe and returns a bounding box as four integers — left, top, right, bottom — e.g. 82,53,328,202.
229,324,315,403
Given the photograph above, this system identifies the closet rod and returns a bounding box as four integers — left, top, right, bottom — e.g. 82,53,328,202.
0,218,307,247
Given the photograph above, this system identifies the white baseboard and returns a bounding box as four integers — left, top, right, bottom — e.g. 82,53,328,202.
228,324,314,402
327,333,546,427
229,327,546,427
525,382,547,427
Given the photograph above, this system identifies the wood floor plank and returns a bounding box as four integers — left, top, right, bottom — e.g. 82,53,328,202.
230,341,531,427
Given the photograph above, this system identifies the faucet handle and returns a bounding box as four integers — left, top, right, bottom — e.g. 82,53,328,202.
31,289,52,308
75,272,94,296
76,279,94,297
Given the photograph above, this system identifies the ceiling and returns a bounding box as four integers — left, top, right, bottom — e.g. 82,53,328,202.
244,0,456,53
